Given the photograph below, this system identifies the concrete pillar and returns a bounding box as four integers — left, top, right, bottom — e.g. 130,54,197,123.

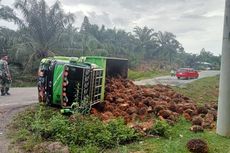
217,0,230,136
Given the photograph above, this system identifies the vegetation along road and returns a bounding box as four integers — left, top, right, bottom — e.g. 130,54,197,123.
135,70,220,86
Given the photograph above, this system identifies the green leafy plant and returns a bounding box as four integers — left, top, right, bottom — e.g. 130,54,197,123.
9,106,140,151
147,119,172,138
107,119,140,146
71,82,92,114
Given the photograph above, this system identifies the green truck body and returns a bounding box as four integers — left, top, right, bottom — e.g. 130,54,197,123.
38,56,128,112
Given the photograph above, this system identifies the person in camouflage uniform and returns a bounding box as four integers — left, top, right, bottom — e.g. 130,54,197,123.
0,55,11,96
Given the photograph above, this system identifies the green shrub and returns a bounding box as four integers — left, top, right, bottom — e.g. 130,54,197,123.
10,106,140,151
147,119,172,138
68,115,113,147
107,119,139,145
38,114,70,141
66,116,139,148
12,128,31,142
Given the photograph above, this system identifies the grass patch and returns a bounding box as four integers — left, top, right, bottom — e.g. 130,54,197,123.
172,76,219,105
12,80,36,87
146,119,172,138
12,75,37,87
128,69,169,80
8,105,139,152
107,118,230,153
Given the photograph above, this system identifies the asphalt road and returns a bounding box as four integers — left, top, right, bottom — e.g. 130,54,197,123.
0,87,38,107
134,70,220,86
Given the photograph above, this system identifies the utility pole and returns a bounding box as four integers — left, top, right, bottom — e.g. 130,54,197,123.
217,0,230,136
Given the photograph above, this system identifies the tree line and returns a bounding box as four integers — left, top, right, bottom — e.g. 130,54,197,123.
0,0,221,73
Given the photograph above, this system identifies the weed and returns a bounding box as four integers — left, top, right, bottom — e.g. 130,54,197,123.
9,105,139,152
69,144,100,153
146,119,172,138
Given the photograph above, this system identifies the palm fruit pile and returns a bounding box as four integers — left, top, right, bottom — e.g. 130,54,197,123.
91,78,217,132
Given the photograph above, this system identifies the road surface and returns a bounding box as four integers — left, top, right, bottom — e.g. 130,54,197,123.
135,70,220,86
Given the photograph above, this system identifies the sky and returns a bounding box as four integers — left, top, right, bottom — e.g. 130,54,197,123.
0,0,225,55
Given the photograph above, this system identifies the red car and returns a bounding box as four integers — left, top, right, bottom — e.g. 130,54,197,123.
176,68,199,79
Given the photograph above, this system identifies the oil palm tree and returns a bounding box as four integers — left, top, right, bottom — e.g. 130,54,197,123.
133,26,158,59
156,31,184,64
14,0,75,56
0,27,17,54
0,0,21,24
5,0,75,72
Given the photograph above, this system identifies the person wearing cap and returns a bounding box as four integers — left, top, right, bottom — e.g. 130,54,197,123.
0,55,11,96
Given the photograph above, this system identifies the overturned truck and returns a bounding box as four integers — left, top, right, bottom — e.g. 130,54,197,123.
38,56,128,113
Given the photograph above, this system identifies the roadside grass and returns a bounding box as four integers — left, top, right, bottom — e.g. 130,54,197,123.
12,75,37,87
8,105,140,153
128,69,169,80
12,80,37,87
172,76,219,105
107,118,230,153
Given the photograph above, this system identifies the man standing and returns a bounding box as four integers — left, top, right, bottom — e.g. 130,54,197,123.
0,55,11,96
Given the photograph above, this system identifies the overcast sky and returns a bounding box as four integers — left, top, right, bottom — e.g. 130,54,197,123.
0,0,225,55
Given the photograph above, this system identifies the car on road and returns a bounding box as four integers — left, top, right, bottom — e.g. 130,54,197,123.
176,68,199,79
